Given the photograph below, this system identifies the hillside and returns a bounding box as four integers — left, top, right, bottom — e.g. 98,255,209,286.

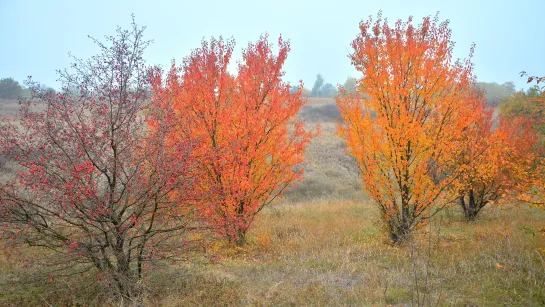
0,99,20,115
285,98,365,202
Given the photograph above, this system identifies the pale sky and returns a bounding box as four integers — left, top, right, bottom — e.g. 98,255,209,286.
1,0,544,90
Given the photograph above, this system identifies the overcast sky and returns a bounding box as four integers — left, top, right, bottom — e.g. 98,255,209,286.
1,0,544,90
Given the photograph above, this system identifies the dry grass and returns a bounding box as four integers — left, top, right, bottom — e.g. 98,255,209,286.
306,97,337,106
2,200,544,306
284,122,365,202
142,201,545,306
0,99,20,115
286,98,364,202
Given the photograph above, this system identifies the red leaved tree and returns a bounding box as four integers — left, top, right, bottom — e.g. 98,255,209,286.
0,20,203,302
336,12,480,243
451,94,539,220
152,35,316,246
515,72,545,241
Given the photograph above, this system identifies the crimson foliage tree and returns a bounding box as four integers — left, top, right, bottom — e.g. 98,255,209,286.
152,35,315,246
0,20,203,301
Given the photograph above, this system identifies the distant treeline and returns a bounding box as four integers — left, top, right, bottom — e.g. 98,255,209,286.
290,74,357,98
0,75,529,108
0,77,55,100
288,74,528,108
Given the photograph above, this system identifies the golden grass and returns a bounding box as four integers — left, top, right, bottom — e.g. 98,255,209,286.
142,200,544,306
2,200,545,306
284,122,365,202
306,98,336,106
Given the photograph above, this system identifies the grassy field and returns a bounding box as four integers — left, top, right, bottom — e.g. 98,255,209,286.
1,98,545,306
153,201,544,306
1,200,544,306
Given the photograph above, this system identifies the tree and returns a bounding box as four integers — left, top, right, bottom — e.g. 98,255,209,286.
336,12,480,243
0,77,24,99
475,81,516,107
290,85,299,94
152,35,316,246
319,82,338,97
500,86,545,138
500,86,544,119
515,72,545,242
520,71,545,90
290,84,311,97
301,87,311,97
311,73,324,97
451,95,538,221
343,76,357,94
310,75,338,98
0,20,203,302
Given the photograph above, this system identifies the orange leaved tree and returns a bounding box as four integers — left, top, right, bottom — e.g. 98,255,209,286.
336,12,480,243
152,35,315,245
514,73,545,241
451,94,539,221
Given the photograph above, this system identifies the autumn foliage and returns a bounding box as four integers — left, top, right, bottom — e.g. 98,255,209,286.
336,13,481,243
451,94,539,220
515,73,545,238
151,35,316,245
0,22,204,301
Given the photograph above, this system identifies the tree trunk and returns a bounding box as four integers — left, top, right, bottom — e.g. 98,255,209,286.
232,200,248,246
388,210,412,245
389,183,413,244
460,190,480,221
234,228,247,246
389,221,411,244
111,237,142,304
389,163,414,244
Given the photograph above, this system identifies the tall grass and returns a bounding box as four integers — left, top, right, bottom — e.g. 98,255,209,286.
2,200,544,305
